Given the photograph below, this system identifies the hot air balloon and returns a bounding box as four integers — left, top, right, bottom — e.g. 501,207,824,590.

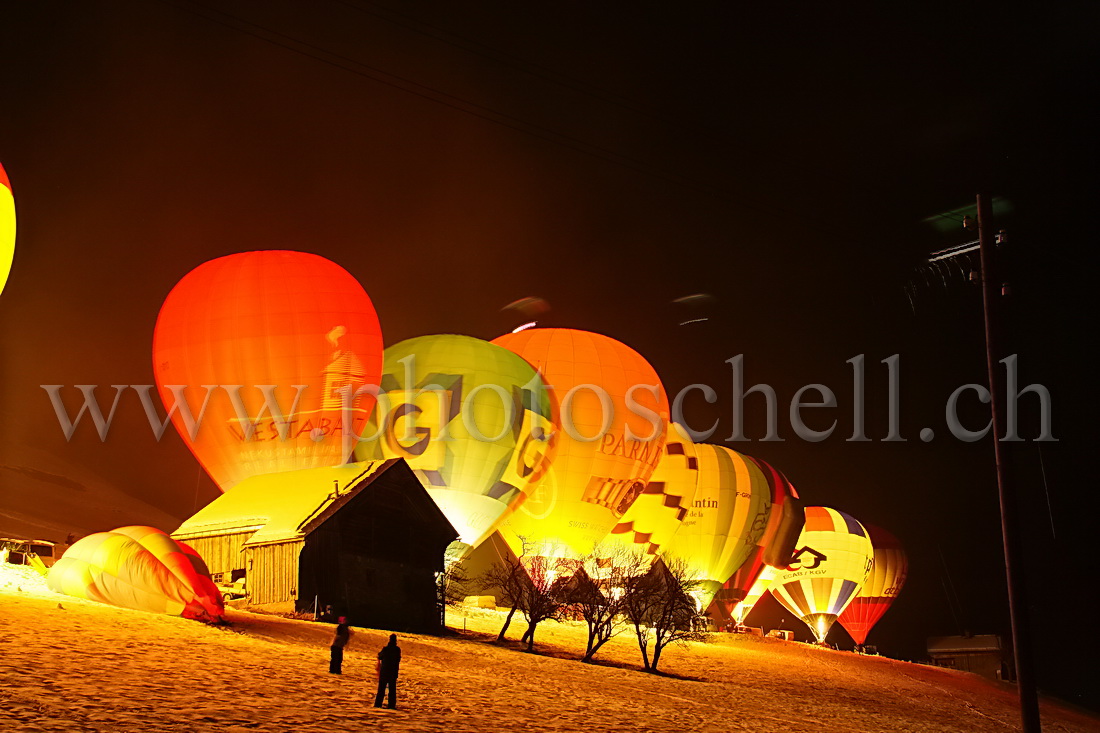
770,506,874,643
838,525,908,646
711,458,803,620
603,422,699,558
712,545,765,624
1,162,14,296
746,456,804,568
47,526,224,621
153,251,384,492
732,566,776,625
353,334,556,553
492,328,669,559
659,444,772,611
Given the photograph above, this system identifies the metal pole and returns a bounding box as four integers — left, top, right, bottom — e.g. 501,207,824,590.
977,193,1042,731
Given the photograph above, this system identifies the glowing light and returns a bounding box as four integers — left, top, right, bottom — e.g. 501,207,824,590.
512,321,538,333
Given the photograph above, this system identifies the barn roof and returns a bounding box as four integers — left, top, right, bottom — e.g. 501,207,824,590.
926,635,1003,654
172,460,397,547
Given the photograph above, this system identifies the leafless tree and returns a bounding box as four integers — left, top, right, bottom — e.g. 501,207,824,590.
476,554,529,642
515,555,574,652
622,557,709,672
569,545,652,663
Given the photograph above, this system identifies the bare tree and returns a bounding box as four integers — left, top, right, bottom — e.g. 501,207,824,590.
476,554,529,642
569,546,651,663
515,555,574,652
622,557,709,672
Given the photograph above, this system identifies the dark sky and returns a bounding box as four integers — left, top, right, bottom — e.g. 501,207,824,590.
2,0,1097,710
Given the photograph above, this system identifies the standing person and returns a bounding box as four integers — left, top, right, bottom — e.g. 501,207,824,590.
374,634,401,709
329,616,351,674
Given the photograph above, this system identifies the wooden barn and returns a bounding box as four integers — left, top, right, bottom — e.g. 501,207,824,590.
172,458,457,633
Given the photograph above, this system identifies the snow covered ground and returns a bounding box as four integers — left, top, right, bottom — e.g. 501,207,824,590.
1,563,1095,732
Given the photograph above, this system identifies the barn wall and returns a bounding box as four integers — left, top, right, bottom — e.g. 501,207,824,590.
246,541,303,606
177,532,252,581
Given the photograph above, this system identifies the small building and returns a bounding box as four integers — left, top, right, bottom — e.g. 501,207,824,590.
927,634,1007,681
172,459,457,634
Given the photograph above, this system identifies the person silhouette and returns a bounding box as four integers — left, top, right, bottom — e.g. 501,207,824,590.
329,616,351,674
374,634,401,709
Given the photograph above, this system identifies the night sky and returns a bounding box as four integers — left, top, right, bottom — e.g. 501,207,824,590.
1,1,1096,710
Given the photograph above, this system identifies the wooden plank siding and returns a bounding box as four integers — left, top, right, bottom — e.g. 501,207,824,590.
178,532,252,581
245,541,303,606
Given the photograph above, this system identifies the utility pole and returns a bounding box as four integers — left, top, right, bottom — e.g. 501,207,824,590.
976,193,1041,731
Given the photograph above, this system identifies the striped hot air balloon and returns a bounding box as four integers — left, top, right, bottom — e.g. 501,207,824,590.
710,457,803,621
659,444,772,611
838,525,908,646
770,506,874,643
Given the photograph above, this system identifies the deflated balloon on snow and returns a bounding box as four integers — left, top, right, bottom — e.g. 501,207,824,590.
47,526,224,621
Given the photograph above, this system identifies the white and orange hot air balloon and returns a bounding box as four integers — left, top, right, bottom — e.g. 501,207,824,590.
492,328,669,560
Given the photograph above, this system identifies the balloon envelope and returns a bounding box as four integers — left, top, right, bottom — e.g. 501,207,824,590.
838,525,908,645
493,328,669,559
770,506,874,643
746,456,804,568
603,422,699,558
0,162,14,296
47,526,224,621
354,334,556,551
153,251,384,492
659,444,772,610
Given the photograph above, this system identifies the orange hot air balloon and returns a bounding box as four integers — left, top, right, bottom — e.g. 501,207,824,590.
838,525,908,646
492,328,669,559
153,251,383,492
1,161,15,296
47,526,224,621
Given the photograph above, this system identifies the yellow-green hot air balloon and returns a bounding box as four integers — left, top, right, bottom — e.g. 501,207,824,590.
769,506,874,643
603,422,699,558
1,162,15,296
354,334,556,555
47,526,224,621
659,444,772,611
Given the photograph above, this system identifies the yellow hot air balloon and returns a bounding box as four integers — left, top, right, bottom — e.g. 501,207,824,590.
47,526,224,621
1,162,15,296
603,422,699,558
493,328,669,560
659,444,772,610
770,506,874,643
354,334,556,554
